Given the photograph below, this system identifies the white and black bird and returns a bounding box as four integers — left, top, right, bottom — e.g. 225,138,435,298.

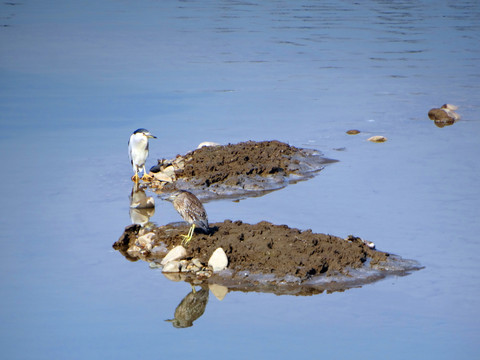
170,190,209,246
128,128,157,182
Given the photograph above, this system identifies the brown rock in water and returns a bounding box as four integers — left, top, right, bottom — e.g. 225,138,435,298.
346,129,361,135
428,104,460,124
428,108,451,121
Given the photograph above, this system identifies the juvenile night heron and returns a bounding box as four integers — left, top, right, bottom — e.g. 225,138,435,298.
170,190,209,246
128,128,157,182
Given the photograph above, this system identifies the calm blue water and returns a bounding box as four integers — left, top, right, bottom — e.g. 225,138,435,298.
1,1,479,359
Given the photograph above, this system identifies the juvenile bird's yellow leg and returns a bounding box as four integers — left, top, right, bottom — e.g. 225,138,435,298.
181,224,196,246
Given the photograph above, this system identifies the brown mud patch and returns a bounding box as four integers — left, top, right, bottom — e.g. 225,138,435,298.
113,221,421,296
147,140,336,200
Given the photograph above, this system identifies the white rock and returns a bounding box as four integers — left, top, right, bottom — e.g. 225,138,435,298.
208,247,228,272
209,284,229,301
197,141,221,149
153,172,173,183
127,245,141,255
362,239,376,249
137,233,155,250
161,245,187,266
191,258,203,268
367,135,387,143
162,165,176,178
443,103,458,111
162,261,180,273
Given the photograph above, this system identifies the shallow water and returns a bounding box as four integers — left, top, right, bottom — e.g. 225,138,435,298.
1,0,479,359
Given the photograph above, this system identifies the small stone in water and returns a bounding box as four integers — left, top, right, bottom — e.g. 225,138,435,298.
367,135,387,143
346,129,360,135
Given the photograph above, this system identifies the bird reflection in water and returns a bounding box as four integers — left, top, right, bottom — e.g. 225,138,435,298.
129,182,155,228
165,285,209,328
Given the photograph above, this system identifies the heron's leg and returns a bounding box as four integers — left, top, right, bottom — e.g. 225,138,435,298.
132,169,140,182
141,166,153,181
181,224,196,246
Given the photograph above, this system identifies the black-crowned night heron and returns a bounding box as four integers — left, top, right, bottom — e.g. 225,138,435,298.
170,190,209,246
128,128,157,182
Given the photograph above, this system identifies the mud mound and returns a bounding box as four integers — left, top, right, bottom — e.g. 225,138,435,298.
148,140,336,200
113,220,421,295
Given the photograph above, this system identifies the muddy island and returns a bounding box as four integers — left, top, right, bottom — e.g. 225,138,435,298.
113,221,421,296
147,140,336,200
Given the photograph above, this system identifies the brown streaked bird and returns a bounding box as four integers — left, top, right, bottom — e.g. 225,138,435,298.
170,190,209,246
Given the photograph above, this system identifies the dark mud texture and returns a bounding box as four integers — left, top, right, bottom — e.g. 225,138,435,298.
113,220,420,295
150,140,336,200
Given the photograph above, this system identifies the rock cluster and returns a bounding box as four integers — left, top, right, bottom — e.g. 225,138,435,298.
161,245,228,276
428,104,461,127
112,224,228,278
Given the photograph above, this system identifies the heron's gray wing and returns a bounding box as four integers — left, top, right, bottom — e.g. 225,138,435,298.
128,137,133,162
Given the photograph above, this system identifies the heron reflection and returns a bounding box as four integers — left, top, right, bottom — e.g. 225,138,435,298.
165,285,209,328
129,182,155,227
